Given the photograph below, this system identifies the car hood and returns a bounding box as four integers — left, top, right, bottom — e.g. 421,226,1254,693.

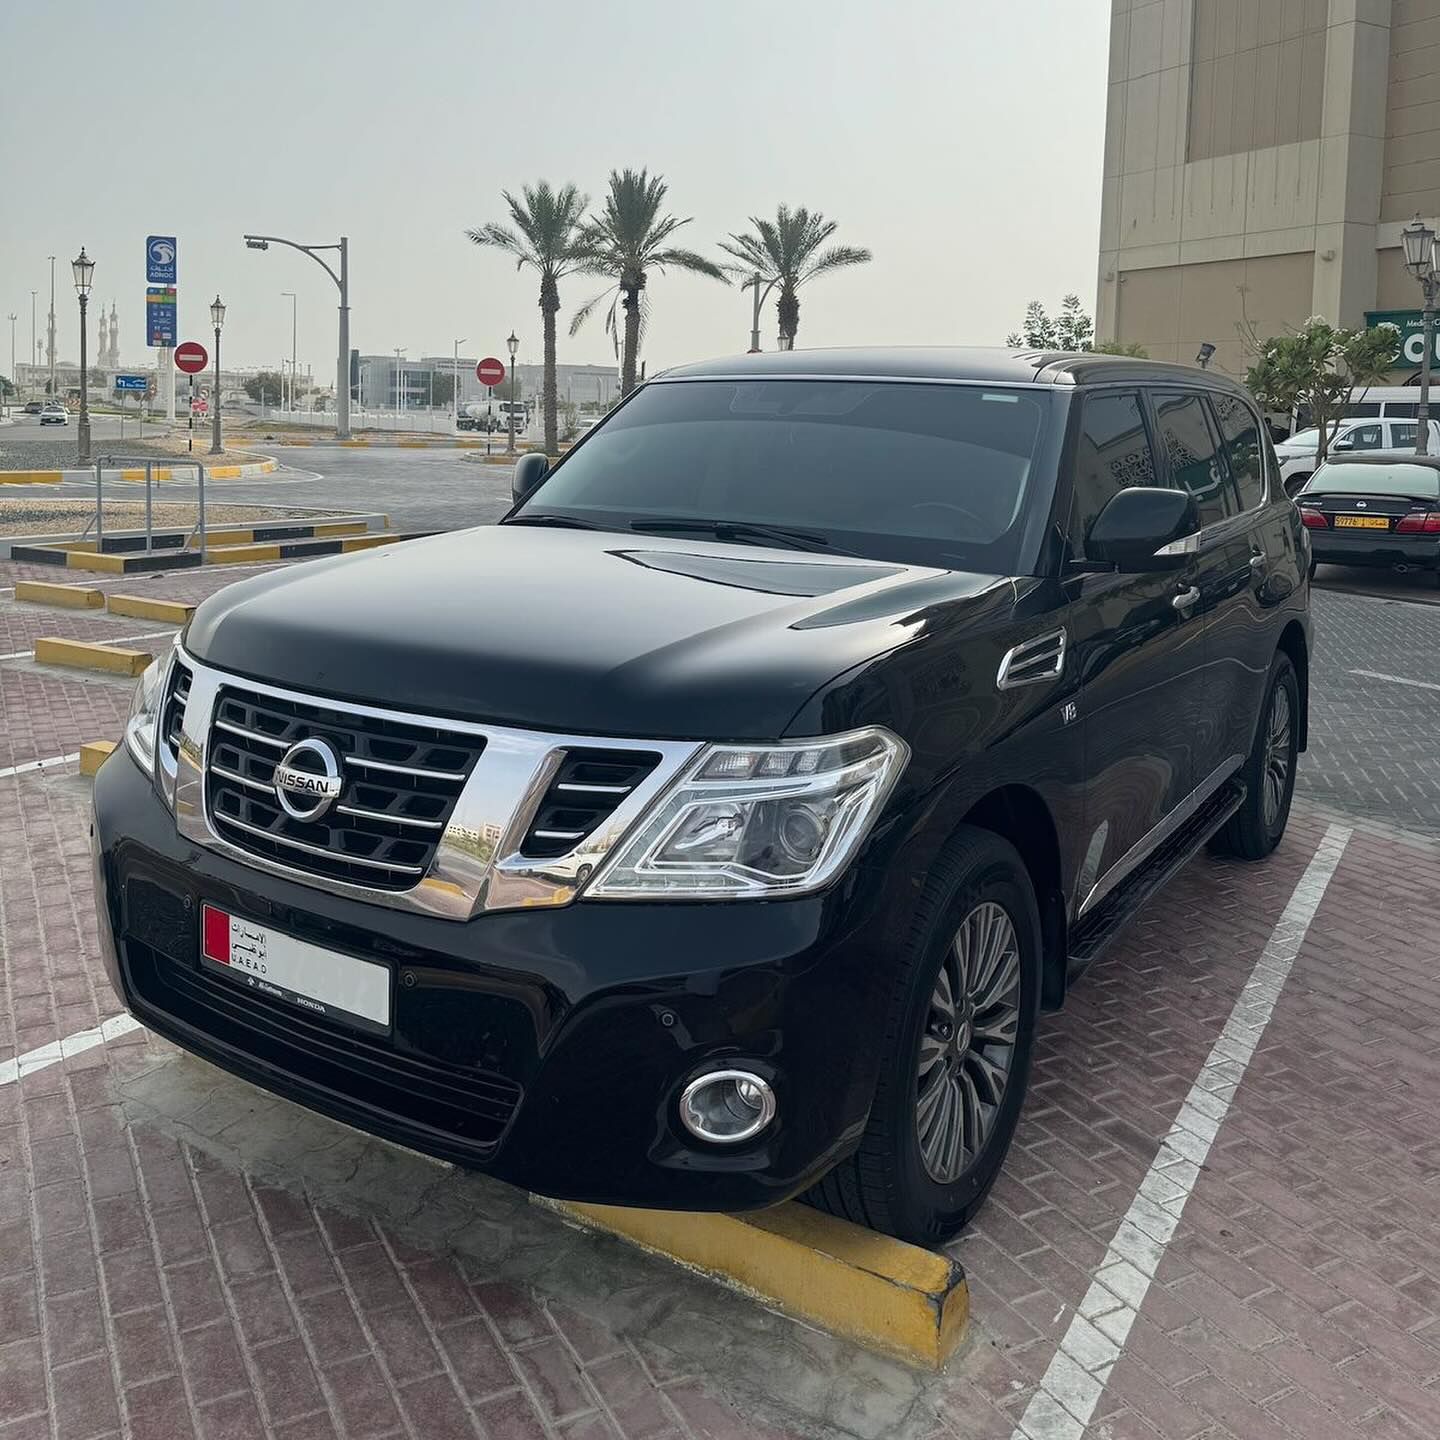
184,526,1011,740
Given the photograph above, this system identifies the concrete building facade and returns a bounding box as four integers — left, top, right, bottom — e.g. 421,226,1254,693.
1098,0,1440,380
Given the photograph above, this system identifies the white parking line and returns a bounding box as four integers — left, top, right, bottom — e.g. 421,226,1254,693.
0,752,82,780
1010,823,1352,1440
1349,668,1440,693
0,1013,142,1087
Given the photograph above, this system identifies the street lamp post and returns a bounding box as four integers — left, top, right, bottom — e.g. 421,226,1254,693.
28,292,36,398
5,314,14,413
1404,215,1439,457
243,233,350,440
506,331,519,454
394,348,405,415
453,337,466,430
72,248,94,465
282,291,297,413
47,256,56,399
209,295,226,456
741,272,778,354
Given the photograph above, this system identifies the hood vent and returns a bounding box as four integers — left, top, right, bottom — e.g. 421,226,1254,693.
997,629,1067,690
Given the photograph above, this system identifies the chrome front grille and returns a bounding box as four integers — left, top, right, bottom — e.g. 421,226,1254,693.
162,659,192,755
521,748,661,859
205,687,485,891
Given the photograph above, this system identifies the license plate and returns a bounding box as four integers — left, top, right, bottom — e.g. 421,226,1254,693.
200,905,391,1034
1334,514,1390,529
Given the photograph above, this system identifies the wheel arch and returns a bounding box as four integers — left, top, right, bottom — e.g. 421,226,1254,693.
1277,619,1309,752
959,785,1068,1011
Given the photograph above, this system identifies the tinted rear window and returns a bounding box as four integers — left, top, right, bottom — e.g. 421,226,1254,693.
1305,463,1440,499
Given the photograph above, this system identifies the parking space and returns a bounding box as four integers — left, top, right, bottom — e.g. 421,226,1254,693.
4,556,1440,1438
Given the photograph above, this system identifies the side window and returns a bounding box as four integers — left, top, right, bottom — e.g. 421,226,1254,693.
1151,391,1237,527
1391,422,1417,448
1069,391,1159,555
1345,423,1384,451
1211,393,1267,510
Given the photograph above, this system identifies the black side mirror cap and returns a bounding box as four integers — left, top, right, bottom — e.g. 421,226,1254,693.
512,453,549,506
1086,487,1200,573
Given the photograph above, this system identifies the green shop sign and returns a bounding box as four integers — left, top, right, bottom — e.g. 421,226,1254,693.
1364,310,1440,368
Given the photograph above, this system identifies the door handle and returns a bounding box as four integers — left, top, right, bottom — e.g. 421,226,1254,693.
1172,585,1200,614
1249,552,1266,571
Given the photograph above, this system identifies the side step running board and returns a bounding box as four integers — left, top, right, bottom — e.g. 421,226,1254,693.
1066,778,1246,980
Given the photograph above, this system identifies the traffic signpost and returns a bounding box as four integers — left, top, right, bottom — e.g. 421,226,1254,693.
146,237,177,284
115,374,148,439
146,287,177,347
114,375,147,392
175,341,209,452
476,357,506,387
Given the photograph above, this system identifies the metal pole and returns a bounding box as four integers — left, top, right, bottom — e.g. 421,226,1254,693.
5,313,13,413
29,291,36,397
1420,272,1435,457
197,461,206,558
47,256,55,399
188,374,195,452
508,360,517,455
77,293,91,465
95,460,103,548
337,236,350,440
144,461,153,552
748,272,762,353
210,326,222,454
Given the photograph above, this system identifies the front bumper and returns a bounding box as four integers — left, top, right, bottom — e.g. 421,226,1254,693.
91,748,893,1211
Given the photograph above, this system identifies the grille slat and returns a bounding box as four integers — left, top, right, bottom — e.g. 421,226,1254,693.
206,687,485,891
522,748,661,859
161,660,192,755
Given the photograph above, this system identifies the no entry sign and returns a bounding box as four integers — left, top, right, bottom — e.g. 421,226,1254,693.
476,357,506,387
175,341,209,374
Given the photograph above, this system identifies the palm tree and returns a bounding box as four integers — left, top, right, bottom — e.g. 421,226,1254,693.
718,205,872,350
467,181,589,456
570,169,727,396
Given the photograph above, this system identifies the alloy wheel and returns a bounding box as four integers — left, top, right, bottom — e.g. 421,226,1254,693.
1262,683,1292,828
916,901,1021,1184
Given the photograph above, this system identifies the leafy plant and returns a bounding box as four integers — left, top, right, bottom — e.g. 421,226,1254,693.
243,371,284,406
718,205,871,348
571,169,727,396
1007,295,1095,352
468,181,590,456
1246,318,1398,462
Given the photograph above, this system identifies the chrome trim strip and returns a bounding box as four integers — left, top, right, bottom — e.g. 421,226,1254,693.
1078,753,1244,918
532,828,586,841
215,718,287,749
210,763,273,794
170,647,703,921
343,755,468,783
555,781,631,795
335,803,444,831
996,628,1067,691
214,812,426,876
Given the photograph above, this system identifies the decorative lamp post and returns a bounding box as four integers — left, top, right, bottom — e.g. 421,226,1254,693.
1403,215,1438,456
506,330,519,454
72,248,95,464
209,294,226,455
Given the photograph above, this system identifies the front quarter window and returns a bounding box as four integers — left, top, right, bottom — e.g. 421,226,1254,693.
514,378,1060,574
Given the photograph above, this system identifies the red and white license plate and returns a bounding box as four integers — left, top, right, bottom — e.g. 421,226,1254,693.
200,905,391,1034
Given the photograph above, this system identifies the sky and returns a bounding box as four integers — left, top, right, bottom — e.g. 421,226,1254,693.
0,0,1110,384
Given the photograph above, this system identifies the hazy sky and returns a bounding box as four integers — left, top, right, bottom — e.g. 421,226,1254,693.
0,1,1109,382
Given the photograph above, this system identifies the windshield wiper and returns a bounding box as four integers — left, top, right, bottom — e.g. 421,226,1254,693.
504,512,610,531
627,517,855,556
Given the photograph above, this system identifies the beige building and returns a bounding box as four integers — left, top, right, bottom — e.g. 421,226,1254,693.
1098,0,1440,380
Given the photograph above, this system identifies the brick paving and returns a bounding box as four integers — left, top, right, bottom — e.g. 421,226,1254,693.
4,558,1440,1436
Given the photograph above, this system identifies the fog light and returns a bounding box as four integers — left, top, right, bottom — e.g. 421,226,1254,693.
679,1069,777,1144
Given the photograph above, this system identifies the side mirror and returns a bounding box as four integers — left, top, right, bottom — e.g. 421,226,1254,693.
1086,487,1200,572
511,453,549,506
1331,437,1354,453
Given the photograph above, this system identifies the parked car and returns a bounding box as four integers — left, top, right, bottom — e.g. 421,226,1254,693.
1275,417,1440,494
1298,454,1440,586
92,349,1310,1244
22,400,43,415
38,402,68,426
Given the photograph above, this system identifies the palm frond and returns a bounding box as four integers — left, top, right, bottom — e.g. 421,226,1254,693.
651,247,729,282
799,245,873,285
568,285,618,338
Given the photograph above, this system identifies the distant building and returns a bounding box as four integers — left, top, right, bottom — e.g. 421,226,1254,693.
1098,1,1440,381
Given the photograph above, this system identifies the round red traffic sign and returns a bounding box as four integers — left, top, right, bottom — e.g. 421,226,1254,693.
174,341,209,374
476,356,506,387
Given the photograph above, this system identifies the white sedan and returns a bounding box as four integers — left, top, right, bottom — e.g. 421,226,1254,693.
38,403,69,426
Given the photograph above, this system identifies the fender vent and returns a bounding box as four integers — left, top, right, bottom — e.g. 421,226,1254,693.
161,659,192,755
521,749,661,859
997,629,1067,690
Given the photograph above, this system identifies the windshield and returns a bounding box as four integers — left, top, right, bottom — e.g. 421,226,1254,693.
1284,428,1321,448
513,378,1058,573
1305,463,1440,499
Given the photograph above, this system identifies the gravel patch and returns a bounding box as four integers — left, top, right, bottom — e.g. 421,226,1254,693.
0,499,341,536
0,433,264,471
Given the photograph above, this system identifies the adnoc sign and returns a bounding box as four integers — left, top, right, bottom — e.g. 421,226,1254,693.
146,235,177,284
1365,309,1440,368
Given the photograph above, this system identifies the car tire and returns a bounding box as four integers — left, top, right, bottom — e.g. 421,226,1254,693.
1210,652,1299,862
806,826,1041,1245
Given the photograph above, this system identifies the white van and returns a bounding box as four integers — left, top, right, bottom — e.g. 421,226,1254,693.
1275,412,1440,492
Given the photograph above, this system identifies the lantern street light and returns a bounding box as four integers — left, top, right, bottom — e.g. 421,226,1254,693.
209,294,226,456
506,330,519,454
1403,215,1439,455
72,248,95,465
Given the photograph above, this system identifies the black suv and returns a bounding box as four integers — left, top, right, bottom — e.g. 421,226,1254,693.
92,349,1310,1244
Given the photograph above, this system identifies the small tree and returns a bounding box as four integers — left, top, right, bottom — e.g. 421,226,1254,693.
243,371,285,407
430,371,456,408
1246,318,1398,464
1093,339,1150,357
1007,294,1094,351
0,374,14,399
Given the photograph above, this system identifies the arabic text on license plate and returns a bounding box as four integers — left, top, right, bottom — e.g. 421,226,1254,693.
200,905,391,1033
1335,514,1389,529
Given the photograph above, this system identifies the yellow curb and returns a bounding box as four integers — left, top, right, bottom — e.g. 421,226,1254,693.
340,534,403,552
80,740,117,776
14,581,105,609
206,543,282,564
538,1199,968,1370
106,594,196,624
311,521,368,538
0,471,63,484
34,637,153,676
64,552,129,574
119,467,175,481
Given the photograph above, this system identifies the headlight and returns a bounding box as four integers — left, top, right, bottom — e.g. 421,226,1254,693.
123,652,169,779
587,726,908,899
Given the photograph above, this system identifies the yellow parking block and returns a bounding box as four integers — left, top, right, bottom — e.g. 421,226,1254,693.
63,552,129,574
34,637,153,676
312,521,367,538
106,594,196,624
80,740,117,776
538,1199,968,1370
14,581,105,609
0,471,62,484
340,534,403,552
205,543,282,564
